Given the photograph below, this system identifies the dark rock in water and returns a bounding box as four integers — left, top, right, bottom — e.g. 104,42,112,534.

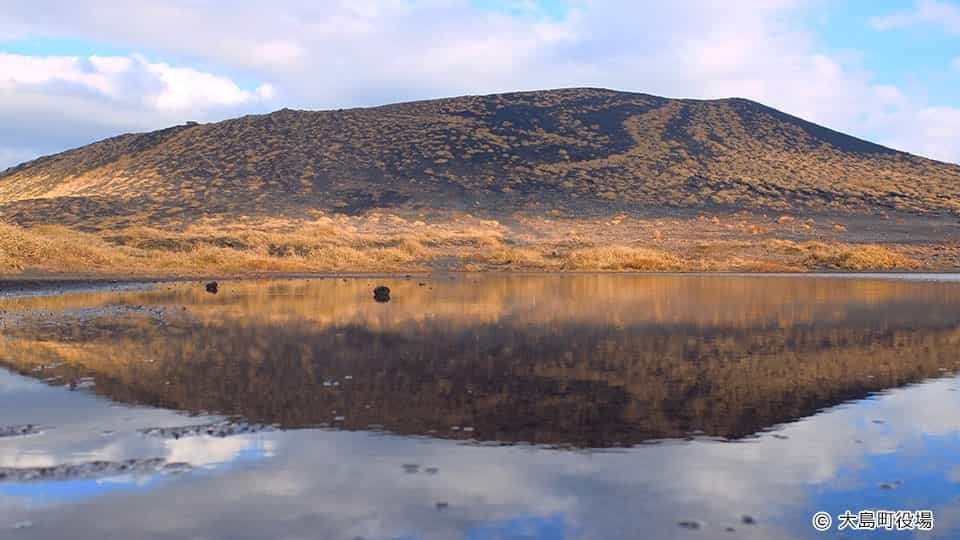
0,425,40,438
140,420,274,439
205,281,219,294
677,520,704,530
0,458,189,483
741,515,757,525
373,286,390,302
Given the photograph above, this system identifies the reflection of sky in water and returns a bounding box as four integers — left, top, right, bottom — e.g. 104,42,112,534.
0,437,273,505
2,275,960,539
0,368,273,510
1,368,958,539
0,476,165,504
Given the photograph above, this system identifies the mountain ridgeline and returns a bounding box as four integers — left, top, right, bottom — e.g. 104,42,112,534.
2,87,960,226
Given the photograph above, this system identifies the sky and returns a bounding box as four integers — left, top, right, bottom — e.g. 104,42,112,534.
0,0,959,169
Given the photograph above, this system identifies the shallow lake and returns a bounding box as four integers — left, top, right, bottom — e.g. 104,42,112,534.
0,275,959,539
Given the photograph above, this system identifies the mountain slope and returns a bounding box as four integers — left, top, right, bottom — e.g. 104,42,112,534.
2,88,959,227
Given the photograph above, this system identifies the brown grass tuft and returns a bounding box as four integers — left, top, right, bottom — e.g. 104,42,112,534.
561,246,682,271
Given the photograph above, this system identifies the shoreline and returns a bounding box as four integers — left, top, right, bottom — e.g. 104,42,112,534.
3,270,960,298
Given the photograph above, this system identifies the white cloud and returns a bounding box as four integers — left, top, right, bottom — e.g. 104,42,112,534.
869,105,960,164
870,0,960,33
247,41,306,70
0,53,271,112
165,436,257,468
0,52,278,168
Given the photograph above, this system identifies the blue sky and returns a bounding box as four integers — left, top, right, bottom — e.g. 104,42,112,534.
1,0,959,168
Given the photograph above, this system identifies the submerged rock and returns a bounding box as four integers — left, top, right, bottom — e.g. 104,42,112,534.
0,425,41,438
0,458,189,483
205,281,219,294
140,420,274,439
373,286,390,303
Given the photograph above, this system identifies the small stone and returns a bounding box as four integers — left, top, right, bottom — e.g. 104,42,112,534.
373,286,390,303
741,515,757,525
162,462,192,475
677,520,703,530
435,502,449,510
205,282,218,294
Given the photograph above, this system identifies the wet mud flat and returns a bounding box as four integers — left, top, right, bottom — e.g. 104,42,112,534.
1,275,959,539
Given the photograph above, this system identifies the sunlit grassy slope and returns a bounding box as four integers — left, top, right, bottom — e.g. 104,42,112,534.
0,88,958,274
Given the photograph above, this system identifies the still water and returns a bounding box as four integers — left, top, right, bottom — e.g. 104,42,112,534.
0,275,958,539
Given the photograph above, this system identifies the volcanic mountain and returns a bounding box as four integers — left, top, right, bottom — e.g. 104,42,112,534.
2,87,960,228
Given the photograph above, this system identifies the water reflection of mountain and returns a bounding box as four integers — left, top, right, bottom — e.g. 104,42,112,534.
1,276,959,448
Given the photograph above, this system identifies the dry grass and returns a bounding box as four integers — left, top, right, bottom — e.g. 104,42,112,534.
560,246,682,271
765,239,921,271
0,215,946,276
0,221,431,275
0,223,129,273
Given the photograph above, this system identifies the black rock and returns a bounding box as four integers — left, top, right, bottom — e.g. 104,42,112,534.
205,281,218,294
373,286,391,303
